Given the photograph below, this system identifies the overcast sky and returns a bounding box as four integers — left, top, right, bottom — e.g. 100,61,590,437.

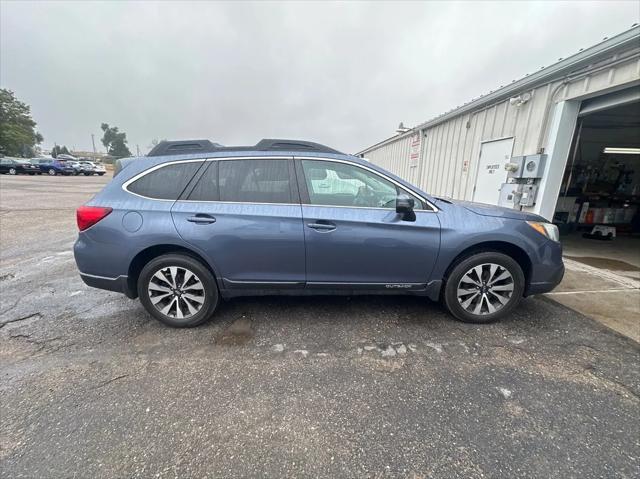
1,1,638,155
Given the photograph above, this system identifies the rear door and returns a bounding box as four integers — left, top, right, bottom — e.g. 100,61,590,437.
171,157,306,289
296,158,440,289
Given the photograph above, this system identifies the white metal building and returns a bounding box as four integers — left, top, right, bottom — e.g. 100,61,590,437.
358,26,640,224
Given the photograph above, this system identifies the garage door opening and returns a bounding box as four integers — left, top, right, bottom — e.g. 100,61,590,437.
553,99,640,277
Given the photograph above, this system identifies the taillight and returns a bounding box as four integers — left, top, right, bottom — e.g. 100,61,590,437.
76,206,112,231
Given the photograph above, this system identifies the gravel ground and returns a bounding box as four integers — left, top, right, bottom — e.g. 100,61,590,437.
1,174,638,478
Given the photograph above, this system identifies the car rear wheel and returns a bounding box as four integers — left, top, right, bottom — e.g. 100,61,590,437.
8,168,16,175
443,252,525,324
48,168,56,176
138,254,219,328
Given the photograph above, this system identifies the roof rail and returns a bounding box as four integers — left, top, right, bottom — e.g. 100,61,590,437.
147,140,223,157
253,139,343,154
147,138,342,157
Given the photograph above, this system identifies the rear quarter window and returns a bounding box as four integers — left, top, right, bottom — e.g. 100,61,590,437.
127,162,203,200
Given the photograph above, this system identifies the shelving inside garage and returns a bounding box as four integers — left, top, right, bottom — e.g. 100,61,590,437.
554,99,640,236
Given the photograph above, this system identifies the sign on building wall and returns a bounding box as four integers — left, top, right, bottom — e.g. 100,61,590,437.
409,133,421,167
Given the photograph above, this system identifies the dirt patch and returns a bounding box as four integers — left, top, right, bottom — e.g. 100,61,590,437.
565,256,640,272
215,317,254,346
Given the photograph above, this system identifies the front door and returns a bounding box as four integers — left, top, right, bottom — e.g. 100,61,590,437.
171,158,306,289
473,138,514,205
296,158,440,288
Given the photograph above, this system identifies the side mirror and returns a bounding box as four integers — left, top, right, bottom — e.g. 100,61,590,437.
396,194,416,221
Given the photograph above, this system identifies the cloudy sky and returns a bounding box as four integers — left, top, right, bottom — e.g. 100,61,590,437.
1,1,638,155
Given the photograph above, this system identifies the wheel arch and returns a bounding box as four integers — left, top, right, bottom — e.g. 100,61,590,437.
127,244,221,298
442,241,532,291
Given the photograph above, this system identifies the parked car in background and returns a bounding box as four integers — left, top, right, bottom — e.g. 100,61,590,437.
66,160,85,175
79,160,107,176
75,139,564,328
0,157,41,175
30,158,75,176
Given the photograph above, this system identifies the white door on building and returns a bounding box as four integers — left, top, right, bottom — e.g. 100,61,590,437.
473,138,514,205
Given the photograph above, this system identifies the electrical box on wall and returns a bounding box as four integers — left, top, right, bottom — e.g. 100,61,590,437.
506,154,547,179
498,183,523,208
519,184,538,206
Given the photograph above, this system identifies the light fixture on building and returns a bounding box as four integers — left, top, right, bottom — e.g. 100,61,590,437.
509,92,532,107
396,122,411,134
603,147,640,155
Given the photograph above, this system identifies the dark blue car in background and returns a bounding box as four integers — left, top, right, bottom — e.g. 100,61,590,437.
31,158,75,175
74,139,564,327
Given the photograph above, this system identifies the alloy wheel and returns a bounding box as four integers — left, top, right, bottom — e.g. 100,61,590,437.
9,168,16,175
456,263,514,316
147,266,206,319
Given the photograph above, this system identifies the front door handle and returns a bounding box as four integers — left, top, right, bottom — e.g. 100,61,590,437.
187,214,216,224
307,222,336,232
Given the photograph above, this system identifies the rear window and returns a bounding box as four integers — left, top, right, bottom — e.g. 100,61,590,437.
186,159,293,203
127,162,203,200
219,159,292,204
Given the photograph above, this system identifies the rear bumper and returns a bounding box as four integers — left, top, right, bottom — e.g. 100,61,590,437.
79,272,136,298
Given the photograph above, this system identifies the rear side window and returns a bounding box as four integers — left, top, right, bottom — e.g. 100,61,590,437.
219,159,292,204
127,162,202,200
187,162,219,201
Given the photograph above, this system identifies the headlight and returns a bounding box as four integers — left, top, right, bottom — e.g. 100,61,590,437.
526,221,560,242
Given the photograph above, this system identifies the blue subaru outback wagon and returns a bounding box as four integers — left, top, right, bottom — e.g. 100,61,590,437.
74,139,564,327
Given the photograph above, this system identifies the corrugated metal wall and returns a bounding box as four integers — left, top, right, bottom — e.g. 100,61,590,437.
363,46,640,203
363,133,420,185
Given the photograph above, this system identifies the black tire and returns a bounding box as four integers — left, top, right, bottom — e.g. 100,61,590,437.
98,172,105,176
84,172,91,176
48,168,56,176
137,253,219,328
443,251,525,324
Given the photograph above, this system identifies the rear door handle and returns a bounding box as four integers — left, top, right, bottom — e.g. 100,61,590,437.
187,214,216,224
307,222,336,232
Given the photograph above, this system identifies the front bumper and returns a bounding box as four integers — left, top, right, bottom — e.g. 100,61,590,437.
524,237,565,296
525,263,564,295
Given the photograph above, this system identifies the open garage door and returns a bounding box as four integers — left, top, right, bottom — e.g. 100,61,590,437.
551,97,639,339
555,100,640,236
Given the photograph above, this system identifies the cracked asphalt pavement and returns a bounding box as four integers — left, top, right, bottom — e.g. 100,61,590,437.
1,174,639,478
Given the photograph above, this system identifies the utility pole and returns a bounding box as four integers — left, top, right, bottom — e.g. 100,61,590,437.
136,144,140,156
91,134,97,153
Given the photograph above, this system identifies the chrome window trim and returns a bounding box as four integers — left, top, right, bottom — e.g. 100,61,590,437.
122,155,438,212
122,156,293,201
297,156,437,212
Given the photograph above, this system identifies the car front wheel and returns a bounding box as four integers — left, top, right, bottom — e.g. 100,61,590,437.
48,169,56,176
138,254,219,328
443,252,525,324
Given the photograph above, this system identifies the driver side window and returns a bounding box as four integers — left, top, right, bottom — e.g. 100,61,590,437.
301,160,422,209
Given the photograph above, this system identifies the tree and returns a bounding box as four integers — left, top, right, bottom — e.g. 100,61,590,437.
0,89,43,157
51,145,70,158
101,123,131,158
